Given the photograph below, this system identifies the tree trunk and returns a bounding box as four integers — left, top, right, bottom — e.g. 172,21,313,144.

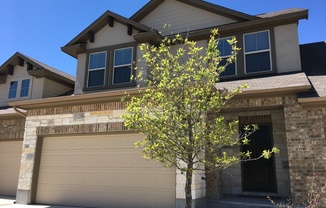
185,164,193,208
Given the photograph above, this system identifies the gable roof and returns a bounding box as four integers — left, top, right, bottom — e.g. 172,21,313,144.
61,10,153,58
62,1,308,58
130,0,257,22
0,52,75,87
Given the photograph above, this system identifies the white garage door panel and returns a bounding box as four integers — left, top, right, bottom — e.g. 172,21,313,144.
0,141,23,196
37,134,175,208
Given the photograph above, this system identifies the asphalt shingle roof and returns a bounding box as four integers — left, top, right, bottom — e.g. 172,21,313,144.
215,72,310,93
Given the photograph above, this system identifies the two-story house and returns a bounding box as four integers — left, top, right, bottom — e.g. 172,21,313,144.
0,52,75,197
8,1,326,208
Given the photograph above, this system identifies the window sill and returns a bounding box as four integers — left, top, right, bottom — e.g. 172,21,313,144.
83,82,137,93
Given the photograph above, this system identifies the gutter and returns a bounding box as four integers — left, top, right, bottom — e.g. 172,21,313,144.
298,97,326,108
13,106,27,118
9,88,143,110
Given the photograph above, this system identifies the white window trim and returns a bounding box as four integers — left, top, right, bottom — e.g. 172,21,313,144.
87,51,107,87
112,47,133,85
243,30,272,74
218,36,237,77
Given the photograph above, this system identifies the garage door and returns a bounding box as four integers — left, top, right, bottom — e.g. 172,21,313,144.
36,134,175,208
0,141,23,196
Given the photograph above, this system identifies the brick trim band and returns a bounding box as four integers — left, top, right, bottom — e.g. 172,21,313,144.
239,115,272,125
36,122,131,136
28,102,129,116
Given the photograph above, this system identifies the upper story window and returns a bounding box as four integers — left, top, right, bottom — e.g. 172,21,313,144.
244,30,271,74
113,47,133,85
217,37,236,77
86,44,136,90
8,79,31,99
8,81,18,98
88,52,107,87
20,79,30,97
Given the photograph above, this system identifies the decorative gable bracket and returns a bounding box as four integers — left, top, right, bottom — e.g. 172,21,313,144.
0,74,7,84
27,62,33,71
7,65,14,75
88,31,95,43
127,24,133,36
108,16,114,27
18,57,24,66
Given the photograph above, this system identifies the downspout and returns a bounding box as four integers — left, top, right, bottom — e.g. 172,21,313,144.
13,106,27,118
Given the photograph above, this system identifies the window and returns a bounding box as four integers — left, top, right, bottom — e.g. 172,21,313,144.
20,79,30,97
217,37,236,77
86,45,135,90
8,81,18,98
113,47,133,84
88,52,106,87
244,31,271,73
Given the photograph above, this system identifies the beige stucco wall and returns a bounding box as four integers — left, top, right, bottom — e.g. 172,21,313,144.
74,53,87,95
274,23,302,73
86,23,135,50
140,0,236,35
43,79,72,98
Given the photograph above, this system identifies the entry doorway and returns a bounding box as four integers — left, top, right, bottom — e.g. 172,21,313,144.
241,124,277,192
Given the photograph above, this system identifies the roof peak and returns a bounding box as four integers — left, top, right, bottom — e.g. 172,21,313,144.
130,0,257,22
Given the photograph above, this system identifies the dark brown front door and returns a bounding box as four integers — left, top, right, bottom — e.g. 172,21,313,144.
241,124,277,192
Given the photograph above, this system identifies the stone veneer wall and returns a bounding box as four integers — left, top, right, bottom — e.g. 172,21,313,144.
0,118,25,140
16,96,326,205
17,101,206,205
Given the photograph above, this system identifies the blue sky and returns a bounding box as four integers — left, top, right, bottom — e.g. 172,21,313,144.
0,0,325,76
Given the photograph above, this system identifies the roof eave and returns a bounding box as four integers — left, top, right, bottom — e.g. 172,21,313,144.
133,30,163,45
0,52,75,85
9,88,143,110
61,43,87,59
10,83,312,111
233,85,311,99
0,113,22,119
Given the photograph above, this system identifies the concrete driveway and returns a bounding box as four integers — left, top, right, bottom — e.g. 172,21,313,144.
0,196,87,208
0,195,280,208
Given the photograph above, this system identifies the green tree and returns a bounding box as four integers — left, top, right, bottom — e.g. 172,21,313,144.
122,29,278,208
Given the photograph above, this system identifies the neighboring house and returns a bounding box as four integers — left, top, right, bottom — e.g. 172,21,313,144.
0,52,75,197
8,1,326,208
